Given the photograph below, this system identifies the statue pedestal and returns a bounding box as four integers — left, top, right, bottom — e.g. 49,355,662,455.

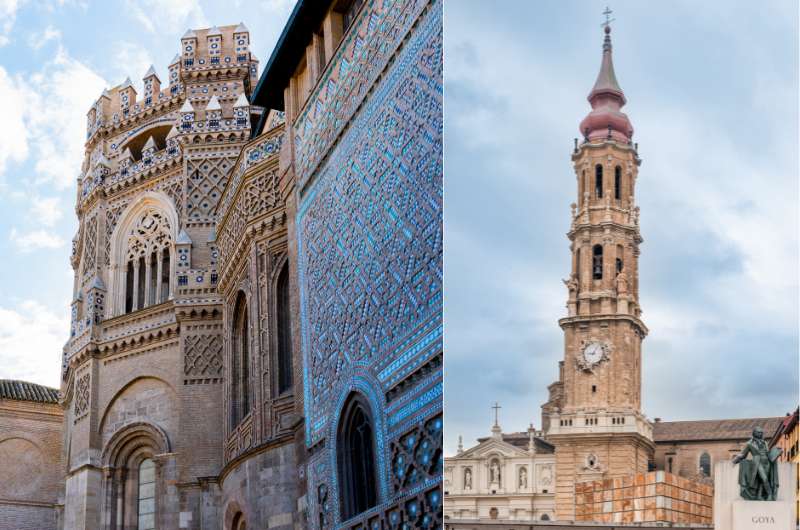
714,461,797,530
731,501,793,530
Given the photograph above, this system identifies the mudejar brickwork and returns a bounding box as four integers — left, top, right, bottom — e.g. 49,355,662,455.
0,1,443,529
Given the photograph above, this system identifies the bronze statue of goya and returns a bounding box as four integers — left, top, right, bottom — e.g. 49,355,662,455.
732,426,782,501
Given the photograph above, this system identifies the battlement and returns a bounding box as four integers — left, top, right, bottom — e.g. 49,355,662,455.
86,23,257,141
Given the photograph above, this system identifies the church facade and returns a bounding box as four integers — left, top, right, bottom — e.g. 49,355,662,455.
50,1,442,529
443,420,555,521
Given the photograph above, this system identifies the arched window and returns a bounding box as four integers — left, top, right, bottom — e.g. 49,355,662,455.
101,423,168,530
614,165,622,200
699,452,711,476
595,164,603,198
122,209,173,313
592,245,603,280
541,514,551,521
579,170,585,198
667,456,673,473
337,393,378,520
137,458,156,530
276,263,293,394
231,292,250,426
231,512,246,530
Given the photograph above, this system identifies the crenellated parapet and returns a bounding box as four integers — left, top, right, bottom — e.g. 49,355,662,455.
84,23,258,148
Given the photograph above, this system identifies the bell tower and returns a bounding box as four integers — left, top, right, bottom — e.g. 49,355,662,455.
542,22,654,521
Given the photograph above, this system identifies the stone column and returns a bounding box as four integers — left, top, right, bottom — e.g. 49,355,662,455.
155,249,163,304
132,260,140,311
144,254,152,307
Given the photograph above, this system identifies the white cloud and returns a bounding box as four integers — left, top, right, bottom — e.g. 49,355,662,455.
0,0,24,46
0,300,67,388
10,227,66,252
30,195,62,227
0,67,29,182
24,46,107,189
112,40,154,92
125,0,207,35
27,24,61,50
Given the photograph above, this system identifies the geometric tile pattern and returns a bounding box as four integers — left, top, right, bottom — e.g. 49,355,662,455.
390,414,442,493
293,0,430,188
298,0,443,447
298,1,442,527
73,372,91,419
183,334,223,378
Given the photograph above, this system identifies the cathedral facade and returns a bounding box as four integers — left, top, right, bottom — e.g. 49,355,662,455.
54,0,442,529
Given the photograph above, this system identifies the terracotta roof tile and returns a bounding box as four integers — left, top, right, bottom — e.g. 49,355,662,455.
0,380,59,404
653,417,784,443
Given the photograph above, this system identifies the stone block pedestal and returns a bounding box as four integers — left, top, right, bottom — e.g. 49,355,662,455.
714,461,797,530
732,501,793,530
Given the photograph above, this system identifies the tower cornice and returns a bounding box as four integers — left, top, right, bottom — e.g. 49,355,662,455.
559,313,648,337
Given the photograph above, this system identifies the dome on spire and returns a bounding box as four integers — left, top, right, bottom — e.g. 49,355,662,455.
579,25,633,143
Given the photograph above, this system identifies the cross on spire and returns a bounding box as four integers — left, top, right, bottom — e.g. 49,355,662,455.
601,6,615,29
492,402,502,427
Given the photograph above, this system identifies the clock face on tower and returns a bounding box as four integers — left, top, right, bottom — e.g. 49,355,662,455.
577,340,609,371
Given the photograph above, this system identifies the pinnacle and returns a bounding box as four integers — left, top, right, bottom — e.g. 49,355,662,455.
143,135,157,150
144,65,159,80
205,95,221,111
166,126,179,139
120,77,133,89
121,146,133,158
207,25,222,36
182,29,197,39
170,53,181,65
233,93,249,107
180,99,194,113
234,22,249,33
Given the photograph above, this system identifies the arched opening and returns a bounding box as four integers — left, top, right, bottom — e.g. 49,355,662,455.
337,392,378,520
699,452,711,476
100,423,170,530
595,164,603,198
592,245,603,280
541,513,551,521
121,124,172,160
231,292,250,427
112,194,178,317
614,165,622,200
231,512,246,530
276,263,293,395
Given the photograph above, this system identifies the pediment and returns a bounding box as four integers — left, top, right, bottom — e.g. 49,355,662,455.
456,437,530,459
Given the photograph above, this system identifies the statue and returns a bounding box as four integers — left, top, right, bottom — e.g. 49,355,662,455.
464,467,472,490
732,426,781,501
563,274,579,299
615,270,628,295
519,467,528,488
490,461,501,483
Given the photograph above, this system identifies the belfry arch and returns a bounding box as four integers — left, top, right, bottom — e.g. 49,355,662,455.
109,191,179,317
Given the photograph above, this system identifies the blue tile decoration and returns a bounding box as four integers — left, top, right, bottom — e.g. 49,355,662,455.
296,0,442,527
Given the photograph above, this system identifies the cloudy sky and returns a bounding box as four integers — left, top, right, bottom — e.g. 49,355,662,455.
444,0,799,455
0,0,294,387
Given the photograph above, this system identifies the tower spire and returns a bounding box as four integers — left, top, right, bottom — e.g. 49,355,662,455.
579,15,633,143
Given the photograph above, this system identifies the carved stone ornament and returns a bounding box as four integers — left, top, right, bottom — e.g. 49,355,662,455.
576,339,611,372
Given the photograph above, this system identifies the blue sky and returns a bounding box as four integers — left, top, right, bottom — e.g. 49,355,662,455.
0,0,295,387
444,0,799,455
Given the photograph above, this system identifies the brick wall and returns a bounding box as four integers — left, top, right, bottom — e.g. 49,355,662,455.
574,471,712,524
0,398,63,530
